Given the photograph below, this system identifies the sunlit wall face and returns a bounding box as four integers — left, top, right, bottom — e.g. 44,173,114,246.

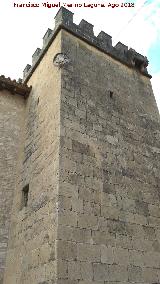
0,0,159,111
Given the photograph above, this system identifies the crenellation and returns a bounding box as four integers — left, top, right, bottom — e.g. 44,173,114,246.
97,31,112,49
1,6,160,284
23,64,31,79
32,48,42,64
43,28,53,47
54,6,74,27
23,6,151,82
78,20,94,36
114,41,128,55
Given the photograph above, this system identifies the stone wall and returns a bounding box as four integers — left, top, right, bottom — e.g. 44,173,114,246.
57,29,160,284
3,8,160,283
3,31,62,284
0,90,25,284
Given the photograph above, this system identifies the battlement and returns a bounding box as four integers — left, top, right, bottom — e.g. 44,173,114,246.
23,6,151,82
2,5,160,284
0,75,31,98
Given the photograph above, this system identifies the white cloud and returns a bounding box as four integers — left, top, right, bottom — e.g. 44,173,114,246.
112,0,160,54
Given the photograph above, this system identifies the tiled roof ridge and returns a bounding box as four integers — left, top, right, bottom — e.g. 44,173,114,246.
0,75,31,98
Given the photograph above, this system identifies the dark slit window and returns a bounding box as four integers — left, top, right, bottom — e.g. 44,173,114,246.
22,184,29,208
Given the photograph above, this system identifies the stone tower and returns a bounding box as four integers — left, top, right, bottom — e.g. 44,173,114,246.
1,6,160,284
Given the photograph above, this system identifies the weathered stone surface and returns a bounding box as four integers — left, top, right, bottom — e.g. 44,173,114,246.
1,6,160,284
24,7,151,82
57,26,160,284
0,90,25,283
3,31,61,284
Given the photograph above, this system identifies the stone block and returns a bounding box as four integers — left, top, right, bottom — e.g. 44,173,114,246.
93,263,109,281
59,182,78,198
77,243,100,262
57,240,77,261
149,204,160,218
108,264,128,282
83,201,100,216
68,260,81,280
143,225,156,240
71,227,91,243
72,140,94,157
101,205,119,220
114,247,129,266
101,245,115,264
58,210,77,227
129,249,144,267
71,197,83,213
142,267,159,282
57,225,73,241
78,214,98,229
135,200,149,216
80,261,93,281
57,259,68,278
92,230,116,247
128,265,143,282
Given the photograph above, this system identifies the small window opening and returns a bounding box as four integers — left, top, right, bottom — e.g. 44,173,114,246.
22,184,29,208
37,97,39,105
109,91,113,99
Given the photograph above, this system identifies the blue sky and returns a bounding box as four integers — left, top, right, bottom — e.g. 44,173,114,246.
148,36,160,73
0,0,159,111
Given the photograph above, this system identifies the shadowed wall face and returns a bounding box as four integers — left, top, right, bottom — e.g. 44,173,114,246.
0,90,25,284
56,29,160,284
2,15,160,284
